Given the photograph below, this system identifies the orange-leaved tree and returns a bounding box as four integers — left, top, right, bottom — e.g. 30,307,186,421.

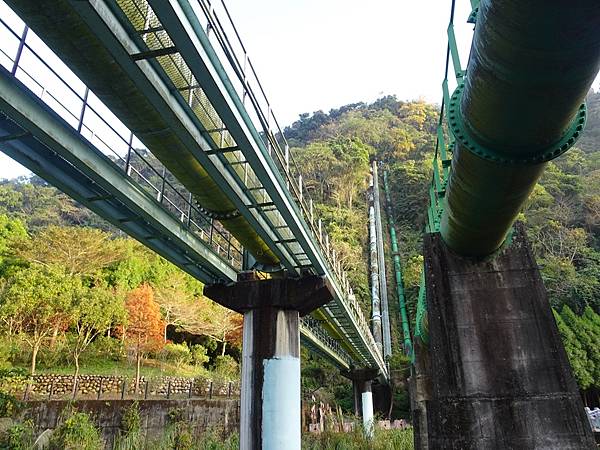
123,284,165,390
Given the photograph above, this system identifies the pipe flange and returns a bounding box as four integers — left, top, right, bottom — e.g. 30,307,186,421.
447,82,587,165
197,205,241,220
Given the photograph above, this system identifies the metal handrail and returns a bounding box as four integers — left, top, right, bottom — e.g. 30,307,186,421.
193,0,381,364
0,15,243,269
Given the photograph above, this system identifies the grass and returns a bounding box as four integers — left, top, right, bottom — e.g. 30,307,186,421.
302,428,414,450
17,359,210,379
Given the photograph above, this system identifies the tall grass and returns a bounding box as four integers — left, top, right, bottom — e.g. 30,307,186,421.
302,427,414,450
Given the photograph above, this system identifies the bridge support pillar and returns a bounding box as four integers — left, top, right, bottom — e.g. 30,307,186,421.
343,368,379,435
418,224,595,449
205,274,333,450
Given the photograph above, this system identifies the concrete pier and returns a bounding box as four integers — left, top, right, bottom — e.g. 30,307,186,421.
205,275,333,450
343,368,379,435
417,224,595,449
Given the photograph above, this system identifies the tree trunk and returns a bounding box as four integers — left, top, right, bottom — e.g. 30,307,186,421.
221,339,227,357
49,326,59,348
135,351,141,392
30,343,39,375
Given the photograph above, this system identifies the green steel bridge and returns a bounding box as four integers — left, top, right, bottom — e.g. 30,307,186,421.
0,0,599,448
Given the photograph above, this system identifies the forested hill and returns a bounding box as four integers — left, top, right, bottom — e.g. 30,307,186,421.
286,91,600,400
0,91,599,405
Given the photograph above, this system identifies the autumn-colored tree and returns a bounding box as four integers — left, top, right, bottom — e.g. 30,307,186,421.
122,284,165,389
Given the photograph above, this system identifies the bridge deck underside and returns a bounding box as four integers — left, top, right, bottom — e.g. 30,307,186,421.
0,0,386,377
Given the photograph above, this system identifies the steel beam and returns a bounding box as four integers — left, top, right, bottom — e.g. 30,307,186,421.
0,66,235,284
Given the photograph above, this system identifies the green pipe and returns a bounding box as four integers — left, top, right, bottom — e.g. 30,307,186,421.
6,0,278,265
382,170,412,356
441,0,600,256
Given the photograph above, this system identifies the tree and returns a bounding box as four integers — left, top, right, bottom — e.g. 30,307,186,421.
553,309,593,391
0,265,76,374
12,226,127,276
192,297,243,356
122,284,165,389
71,285,125,378
560,305,600,393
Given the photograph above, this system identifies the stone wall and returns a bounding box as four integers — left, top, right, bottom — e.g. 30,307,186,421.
22,374,240,400
25,398,240,448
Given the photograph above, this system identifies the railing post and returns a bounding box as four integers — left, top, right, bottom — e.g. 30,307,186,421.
97,378,103,400
167,380,172,399
145,380,149,400
124,132,134,176
77,88,90,133
121,379,126,400
11,26,29,76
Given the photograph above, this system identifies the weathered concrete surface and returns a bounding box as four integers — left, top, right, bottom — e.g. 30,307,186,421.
420,224,595,449
25,398,239,448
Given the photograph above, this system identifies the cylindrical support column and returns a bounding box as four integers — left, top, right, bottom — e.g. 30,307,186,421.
360,380,374,438
240,307,300,450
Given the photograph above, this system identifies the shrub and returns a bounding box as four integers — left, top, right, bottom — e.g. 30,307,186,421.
0,420,35,450
190,345,209,367
213,356,238,379
83,335,125,363
160,343,191,368
48,410,103,450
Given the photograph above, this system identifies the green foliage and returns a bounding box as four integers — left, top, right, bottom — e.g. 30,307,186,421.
302,427,414,450
0,419,35,450
190,344,209,367
213,355,238,380
48,410,103,450
160,343,192,367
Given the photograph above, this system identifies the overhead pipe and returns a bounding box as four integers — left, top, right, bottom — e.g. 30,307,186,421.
382,170,412,355
441,0,600,256
368,176,383,355
372,162,392,359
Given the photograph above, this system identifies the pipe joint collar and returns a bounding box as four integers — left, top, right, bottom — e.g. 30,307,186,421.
448,81,587,165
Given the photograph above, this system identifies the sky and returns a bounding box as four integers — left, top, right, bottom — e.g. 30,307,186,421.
0,0,599,180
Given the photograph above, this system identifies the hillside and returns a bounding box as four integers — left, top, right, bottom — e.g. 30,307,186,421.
0,91,599,414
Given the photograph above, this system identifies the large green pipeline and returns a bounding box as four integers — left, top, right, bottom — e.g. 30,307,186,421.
382,170,412,356
6,0,278,265
441,0,600,256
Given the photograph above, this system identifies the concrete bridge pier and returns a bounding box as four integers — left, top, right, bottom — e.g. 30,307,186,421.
205,274,333,450
419,224,595,449
343,368,379,435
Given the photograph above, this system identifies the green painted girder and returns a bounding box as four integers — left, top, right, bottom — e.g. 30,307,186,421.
145,0,387,377
0,65,236,285
2,0,386,377
0,67,354,368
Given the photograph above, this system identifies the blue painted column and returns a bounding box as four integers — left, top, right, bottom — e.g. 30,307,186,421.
240,307,301,449
205,275,334,450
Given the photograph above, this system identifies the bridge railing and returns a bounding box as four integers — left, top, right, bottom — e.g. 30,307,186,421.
415,0,477,348
188,0,382,364
0,9,243,270
300,316,353,367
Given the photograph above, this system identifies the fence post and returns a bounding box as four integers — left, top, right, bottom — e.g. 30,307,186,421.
121,379,126,400
144,380,149,400
227,381,232,398
188,380,193,399
166,381,171,399
23,380,31,401
97,378,103,400
209,381,213,400
48,380,54,401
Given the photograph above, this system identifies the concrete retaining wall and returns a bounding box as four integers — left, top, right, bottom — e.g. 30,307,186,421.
24,398,240,448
